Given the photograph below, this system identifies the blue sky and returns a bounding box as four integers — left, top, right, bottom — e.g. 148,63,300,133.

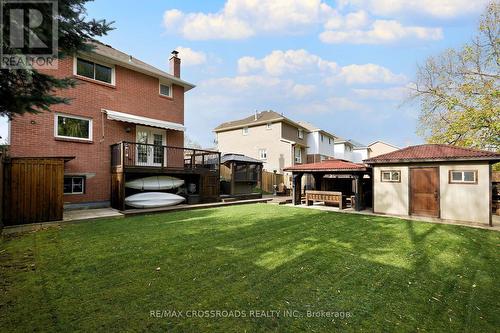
0,0,489,147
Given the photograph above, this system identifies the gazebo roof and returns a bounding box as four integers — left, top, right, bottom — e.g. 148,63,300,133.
284,159,368,172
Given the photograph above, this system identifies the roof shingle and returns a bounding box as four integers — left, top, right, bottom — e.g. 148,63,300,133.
364,144,500,164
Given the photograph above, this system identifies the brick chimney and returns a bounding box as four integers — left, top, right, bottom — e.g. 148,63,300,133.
170,50,180,78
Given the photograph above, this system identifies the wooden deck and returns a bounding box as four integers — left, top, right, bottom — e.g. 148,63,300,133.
121,198,272,216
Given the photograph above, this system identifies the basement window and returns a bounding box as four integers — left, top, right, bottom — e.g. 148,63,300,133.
381,170,400,182
64,176,85,194
449,170,477,184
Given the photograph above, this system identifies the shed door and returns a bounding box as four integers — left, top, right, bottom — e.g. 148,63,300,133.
410,167,439,217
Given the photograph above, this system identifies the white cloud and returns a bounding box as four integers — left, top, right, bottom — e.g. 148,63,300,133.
324,10,370,30
336,63,407,85
338,0,490,18
174,46,207,66
238,49,405,85
163,0,334,40
320,19,442,44
353,86,410,100
238,49,338,76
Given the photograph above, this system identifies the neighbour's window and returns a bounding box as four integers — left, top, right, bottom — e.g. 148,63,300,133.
266,122,272,130
298,129,304,139
76,58,113,84
159,83,172,97
329,138,331,144
242,127,249,135
55,114,92,140
294,147,302,163
259,149,267,160
64,176,85,194
449,170,477,184
321,134,324,142
381,170,400,182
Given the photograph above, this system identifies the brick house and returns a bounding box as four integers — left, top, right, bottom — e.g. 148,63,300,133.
8,41,220,210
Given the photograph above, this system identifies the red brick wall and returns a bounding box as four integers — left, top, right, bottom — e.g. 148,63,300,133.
9,56,186,204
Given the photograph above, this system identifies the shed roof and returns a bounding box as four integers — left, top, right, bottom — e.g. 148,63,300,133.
364,144,500,164
221,153,263,164
284,159,368,172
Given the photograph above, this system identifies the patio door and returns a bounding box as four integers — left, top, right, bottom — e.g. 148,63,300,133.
136,126,166,167
410,167,440,218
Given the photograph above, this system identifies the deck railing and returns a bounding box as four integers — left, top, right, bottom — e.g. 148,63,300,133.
111,141,220,172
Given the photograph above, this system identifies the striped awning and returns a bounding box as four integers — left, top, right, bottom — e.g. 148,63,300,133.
103,109,185,132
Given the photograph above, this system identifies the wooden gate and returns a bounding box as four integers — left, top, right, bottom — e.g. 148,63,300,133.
3,158,65,225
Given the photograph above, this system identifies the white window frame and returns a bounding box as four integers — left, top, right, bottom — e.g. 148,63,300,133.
242,127,249,135
73,56,115,85
298,129,304,139
64,176,85,195
449,170,477,184
294,147,302,163
381,170,401,182
159,82,173,97
266,122,272,130
54,113,93,141
259,148,267,160
320,134,324,142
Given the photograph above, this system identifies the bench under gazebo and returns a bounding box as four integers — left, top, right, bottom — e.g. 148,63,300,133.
284,159,372,211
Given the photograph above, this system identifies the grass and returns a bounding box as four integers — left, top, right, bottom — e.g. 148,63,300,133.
1,204,499,332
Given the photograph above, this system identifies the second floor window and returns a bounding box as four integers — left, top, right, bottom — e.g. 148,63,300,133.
76,58,113,84
259,149,267,160
242,127,249,135
298,129,304,139
321,134,324,142
55,114,92,141
294,147,302,163
159,83,172,97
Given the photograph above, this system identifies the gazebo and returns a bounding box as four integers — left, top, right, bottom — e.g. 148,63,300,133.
283,159,372,211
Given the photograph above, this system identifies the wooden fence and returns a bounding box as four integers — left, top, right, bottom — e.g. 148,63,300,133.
261,171,284,193
3,157,65,225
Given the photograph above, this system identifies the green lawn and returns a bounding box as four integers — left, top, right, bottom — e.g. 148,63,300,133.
1,204,499,332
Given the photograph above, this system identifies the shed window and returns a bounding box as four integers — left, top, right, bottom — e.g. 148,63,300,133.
64,176,85,194
381,170,400,182
449,170,477,184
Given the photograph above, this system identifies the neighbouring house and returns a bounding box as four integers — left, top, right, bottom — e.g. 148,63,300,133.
297,121,336,163
364,144,500,225
220,153,263,198
367,140,399,158
7,41,220,215
333,138,355,161
214,111,309,185
349,140,370,163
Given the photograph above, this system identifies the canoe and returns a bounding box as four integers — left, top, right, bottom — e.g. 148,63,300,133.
125,176,184,190
125,192,185,208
